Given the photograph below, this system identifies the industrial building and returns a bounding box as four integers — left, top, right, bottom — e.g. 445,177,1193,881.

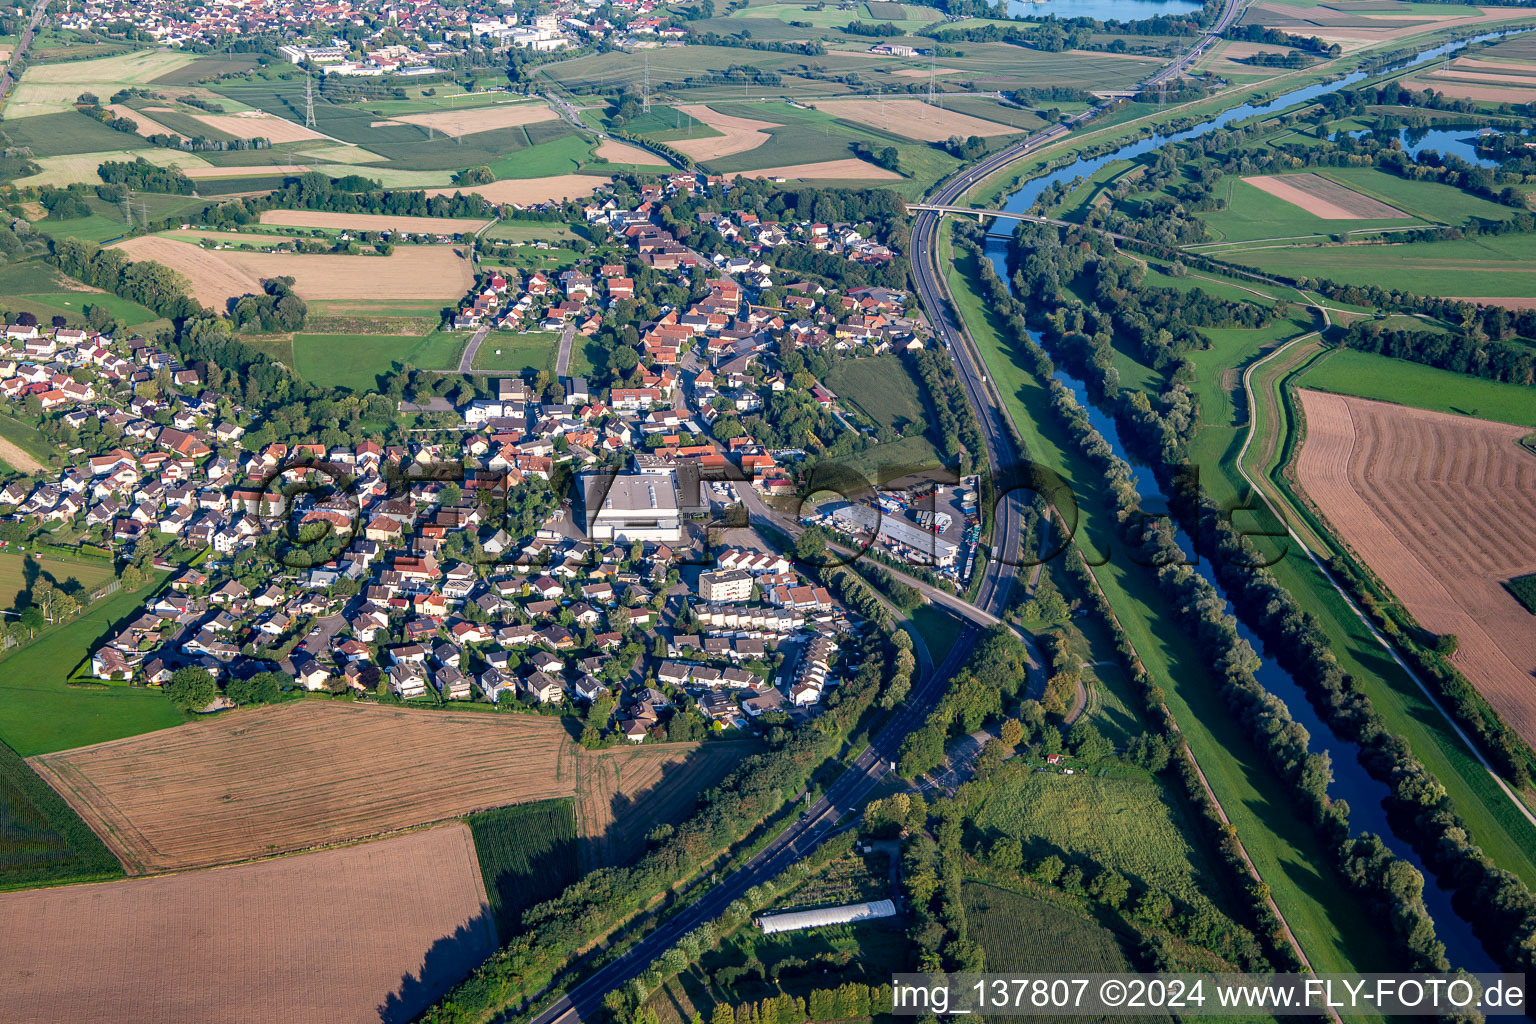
580,473,682,544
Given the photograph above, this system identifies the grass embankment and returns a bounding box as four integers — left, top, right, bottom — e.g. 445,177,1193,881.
940,222,1391,975
468,798,580,941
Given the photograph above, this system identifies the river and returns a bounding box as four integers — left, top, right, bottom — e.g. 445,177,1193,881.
973,26,1536,974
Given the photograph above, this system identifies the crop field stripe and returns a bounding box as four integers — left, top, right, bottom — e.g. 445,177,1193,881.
467,799,577,938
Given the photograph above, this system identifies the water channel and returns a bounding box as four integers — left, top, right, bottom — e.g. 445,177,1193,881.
973,26,1536,974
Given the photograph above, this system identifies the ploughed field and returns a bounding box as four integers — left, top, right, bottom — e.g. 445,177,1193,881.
0,824,496,1024
29,702,737,873
1295,390,1536,747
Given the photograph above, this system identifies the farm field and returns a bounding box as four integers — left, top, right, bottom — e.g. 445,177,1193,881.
972,770,1229,918
257,209,493,234
425,173,604,204
965,882,1139,976
383,100,557,136
810,99,1017,143
670,104,781,161
468,798,579,937
0,824,497,1024
595,138,668,165
110,235,474,309
5,50,197,118
1239,1,1536,52
740,158,902,181
1242,172,1406,219
0,737,123,890
1225,230,1536,297
29,701,749,874
572,738,754,869
13,147,211,188
1185,329,1536,889
292,331,465,391
1297,347,1536,427
1294,389,1536,748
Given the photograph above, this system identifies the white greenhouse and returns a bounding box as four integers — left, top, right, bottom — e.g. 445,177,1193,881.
756,899,898,935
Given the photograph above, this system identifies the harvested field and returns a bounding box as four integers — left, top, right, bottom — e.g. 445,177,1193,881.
1403,77,1536,103
0,824,497,1024
812,98,1016,142
110,236,472,308
1444,296,1536,310
14,149,211,188
182,162,310,178
425,174,604,204
259,209,493,234
671,103,780,160
31,701,748,873
573,740,748,870
1246,3,1536,51
891,66,961,77
1242,173,1407,219
596,138,667,164
1427,66,1536,87
1295,390,1536,747
0,436,46,474
1457,58,1536,74
742,157,903,180
105,103,177,137
386,101,557,137
191,110,330,143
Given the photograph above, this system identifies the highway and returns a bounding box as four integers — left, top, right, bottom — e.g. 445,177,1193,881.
516,5,1244,1022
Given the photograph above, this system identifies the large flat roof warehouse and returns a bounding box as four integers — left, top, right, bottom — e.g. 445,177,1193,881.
581,472,682,543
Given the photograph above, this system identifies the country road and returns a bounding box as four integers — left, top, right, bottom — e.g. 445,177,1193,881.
553,322,577,378
456,326,490,374
0,0,52,106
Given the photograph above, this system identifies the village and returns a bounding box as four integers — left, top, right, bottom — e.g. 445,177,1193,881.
0,168,978,744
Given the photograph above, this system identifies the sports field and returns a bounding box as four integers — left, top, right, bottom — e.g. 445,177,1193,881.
0,552,116,613
0,824,497,1024
29,701,748,873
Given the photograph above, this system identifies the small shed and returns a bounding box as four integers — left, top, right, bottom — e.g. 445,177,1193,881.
756,899,898,935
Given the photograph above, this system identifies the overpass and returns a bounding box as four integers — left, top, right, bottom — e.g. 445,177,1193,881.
906,203,1075,227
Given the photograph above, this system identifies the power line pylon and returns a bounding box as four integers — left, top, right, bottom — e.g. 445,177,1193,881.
304,70,317,129
641,55,651,114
